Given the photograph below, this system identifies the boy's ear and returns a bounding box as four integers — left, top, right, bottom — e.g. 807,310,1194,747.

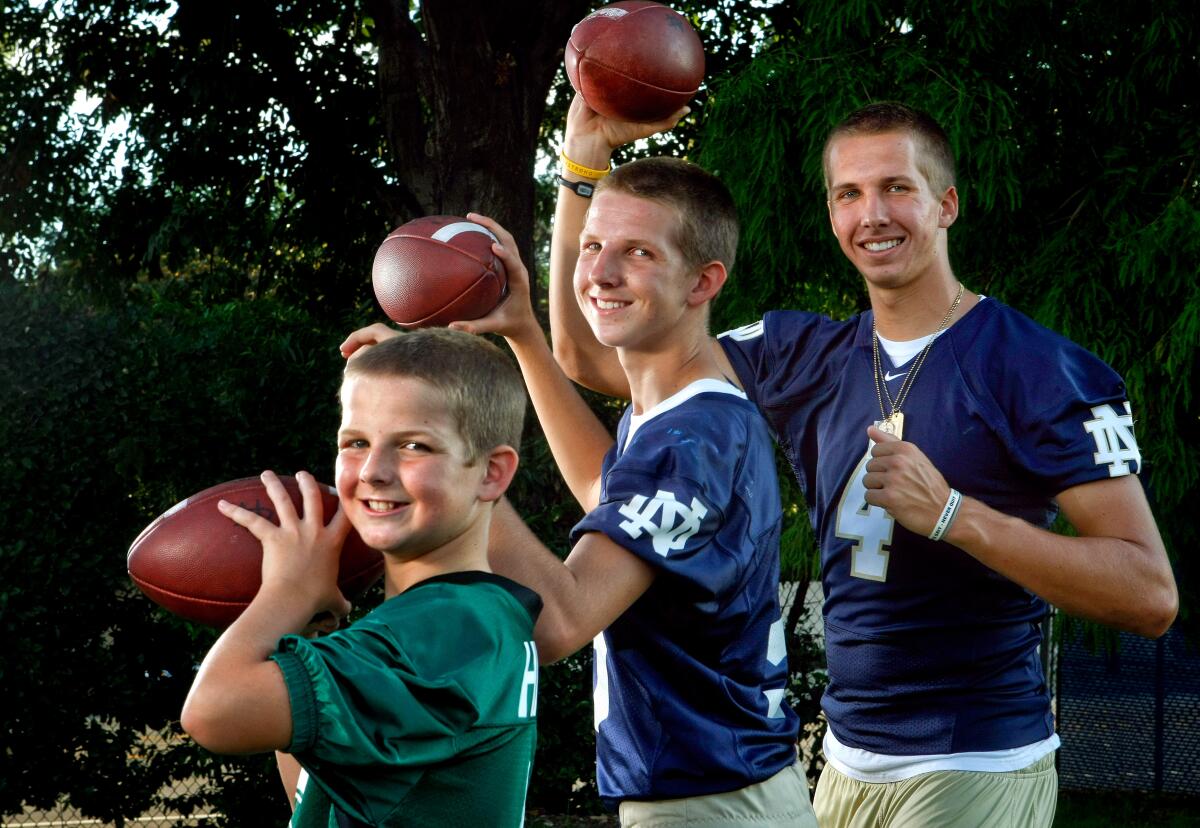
476,445,519,503
686,260,728,307
938,184,959,229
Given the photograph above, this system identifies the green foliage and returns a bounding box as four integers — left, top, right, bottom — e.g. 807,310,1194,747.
1,0,386,309
0,278,346,819
527,653,606,815
1,0,587,313
696,0,1199,636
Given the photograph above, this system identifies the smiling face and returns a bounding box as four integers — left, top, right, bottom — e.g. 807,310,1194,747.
335,374,492,559
826,130,958,293
574,190,701,351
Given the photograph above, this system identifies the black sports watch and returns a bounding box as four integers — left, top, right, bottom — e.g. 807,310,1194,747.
557,175,595,198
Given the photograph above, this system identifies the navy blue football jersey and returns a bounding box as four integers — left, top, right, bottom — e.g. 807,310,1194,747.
719,299,1141,756
570,379,799,807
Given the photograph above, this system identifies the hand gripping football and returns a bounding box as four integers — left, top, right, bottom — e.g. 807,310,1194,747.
371,215,508,328
127,476,384,628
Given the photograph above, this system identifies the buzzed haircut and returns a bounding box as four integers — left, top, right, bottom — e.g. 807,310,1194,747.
823,101,957,197
596,156,739,275
343,329,526,462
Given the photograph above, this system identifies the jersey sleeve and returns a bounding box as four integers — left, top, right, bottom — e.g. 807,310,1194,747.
570,410,744,600
983,322,1142,493
717,310,836,411
273,625,485,764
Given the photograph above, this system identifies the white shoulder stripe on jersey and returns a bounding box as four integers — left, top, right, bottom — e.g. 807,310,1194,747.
624,378,747,450
717,320,764,341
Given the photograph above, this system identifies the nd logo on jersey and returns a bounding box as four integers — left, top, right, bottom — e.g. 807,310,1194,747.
1084,402,1141,477
617,489,708,557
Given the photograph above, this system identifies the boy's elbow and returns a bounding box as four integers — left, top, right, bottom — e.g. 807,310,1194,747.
535,629,580,666
537,643,570,666
180,689,257,754
551,337,589,385
1114,568,1179,639
180,696,225,753
533,612,591,666
1137,581,1179,639
551,340,628,398
1134,547,1180,638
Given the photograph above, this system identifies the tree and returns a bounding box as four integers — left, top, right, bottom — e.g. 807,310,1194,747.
3,0,605,818
1,0,591,312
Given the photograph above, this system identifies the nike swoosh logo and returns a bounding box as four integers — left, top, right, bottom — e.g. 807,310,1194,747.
884,371,908,382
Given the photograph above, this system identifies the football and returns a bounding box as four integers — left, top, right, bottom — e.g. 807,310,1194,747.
371,215,508,328
127,476,384,628
565,1,704,123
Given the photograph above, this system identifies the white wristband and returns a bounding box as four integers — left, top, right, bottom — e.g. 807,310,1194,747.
929,488,962,541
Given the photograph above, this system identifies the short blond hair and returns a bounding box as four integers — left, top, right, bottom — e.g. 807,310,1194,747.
823,101,957,197
343,329,526,462
596,156,739,275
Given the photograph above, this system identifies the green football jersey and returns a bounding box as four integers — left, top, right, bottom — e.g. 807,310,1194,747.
271,571,542,827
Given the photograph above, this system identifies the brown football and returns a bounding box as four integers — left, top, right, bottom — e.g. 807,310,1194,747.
371,215,508,328
127,476,383,628
565,1,704,123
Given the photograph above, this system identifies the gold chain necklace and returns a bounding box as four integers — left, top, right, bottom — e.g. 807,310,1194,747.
872,282,964,439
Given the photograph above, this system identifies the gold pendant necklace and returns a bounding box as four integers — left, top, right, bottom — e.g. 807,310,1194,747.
872,282,964,440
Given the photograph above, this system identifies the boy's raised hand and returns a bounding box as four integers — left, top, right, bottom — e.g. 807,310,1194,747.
561,92,689,174
218,470,353,624
447,212,542,344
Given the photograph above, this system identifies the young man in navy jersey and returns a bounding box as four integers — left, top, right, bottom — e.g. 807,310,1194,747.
342,138,816,823
545,99,1178,826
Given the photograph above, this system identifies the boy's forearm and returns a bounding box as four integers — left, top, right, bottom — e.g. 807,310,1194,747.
505,327,613,511
488,499,654,664
181,586,304,753
945,476,1177,637
548,156,631,399
277,751,304,810
488,499,582,661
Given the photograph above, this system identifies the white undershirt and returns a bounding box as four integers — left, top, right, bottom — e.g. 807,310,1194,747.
824,728,1060,783
876,296,988,366
875,329,939,367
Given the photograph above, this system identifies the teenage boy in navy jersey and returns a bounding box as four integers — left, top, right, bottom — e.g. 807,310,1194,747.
542,97,1178,827
342,158,816,825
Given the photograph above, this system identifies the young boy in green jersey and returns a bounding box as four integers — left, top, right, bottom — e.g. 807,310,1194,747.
181,329,541,828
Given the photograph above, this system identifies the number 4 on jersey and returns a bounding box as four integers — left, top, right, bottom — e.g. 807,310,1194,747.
835,447,895,581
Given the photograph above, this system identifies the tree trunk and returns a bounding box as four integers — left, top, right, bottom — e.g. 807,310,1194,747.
370,0,590,274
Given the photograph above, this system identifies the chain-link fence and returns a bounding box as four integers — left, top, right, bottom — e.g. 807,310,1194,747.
0,723,290,828
4,769,217,828
2,805,215,828
1058,624,1199,795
